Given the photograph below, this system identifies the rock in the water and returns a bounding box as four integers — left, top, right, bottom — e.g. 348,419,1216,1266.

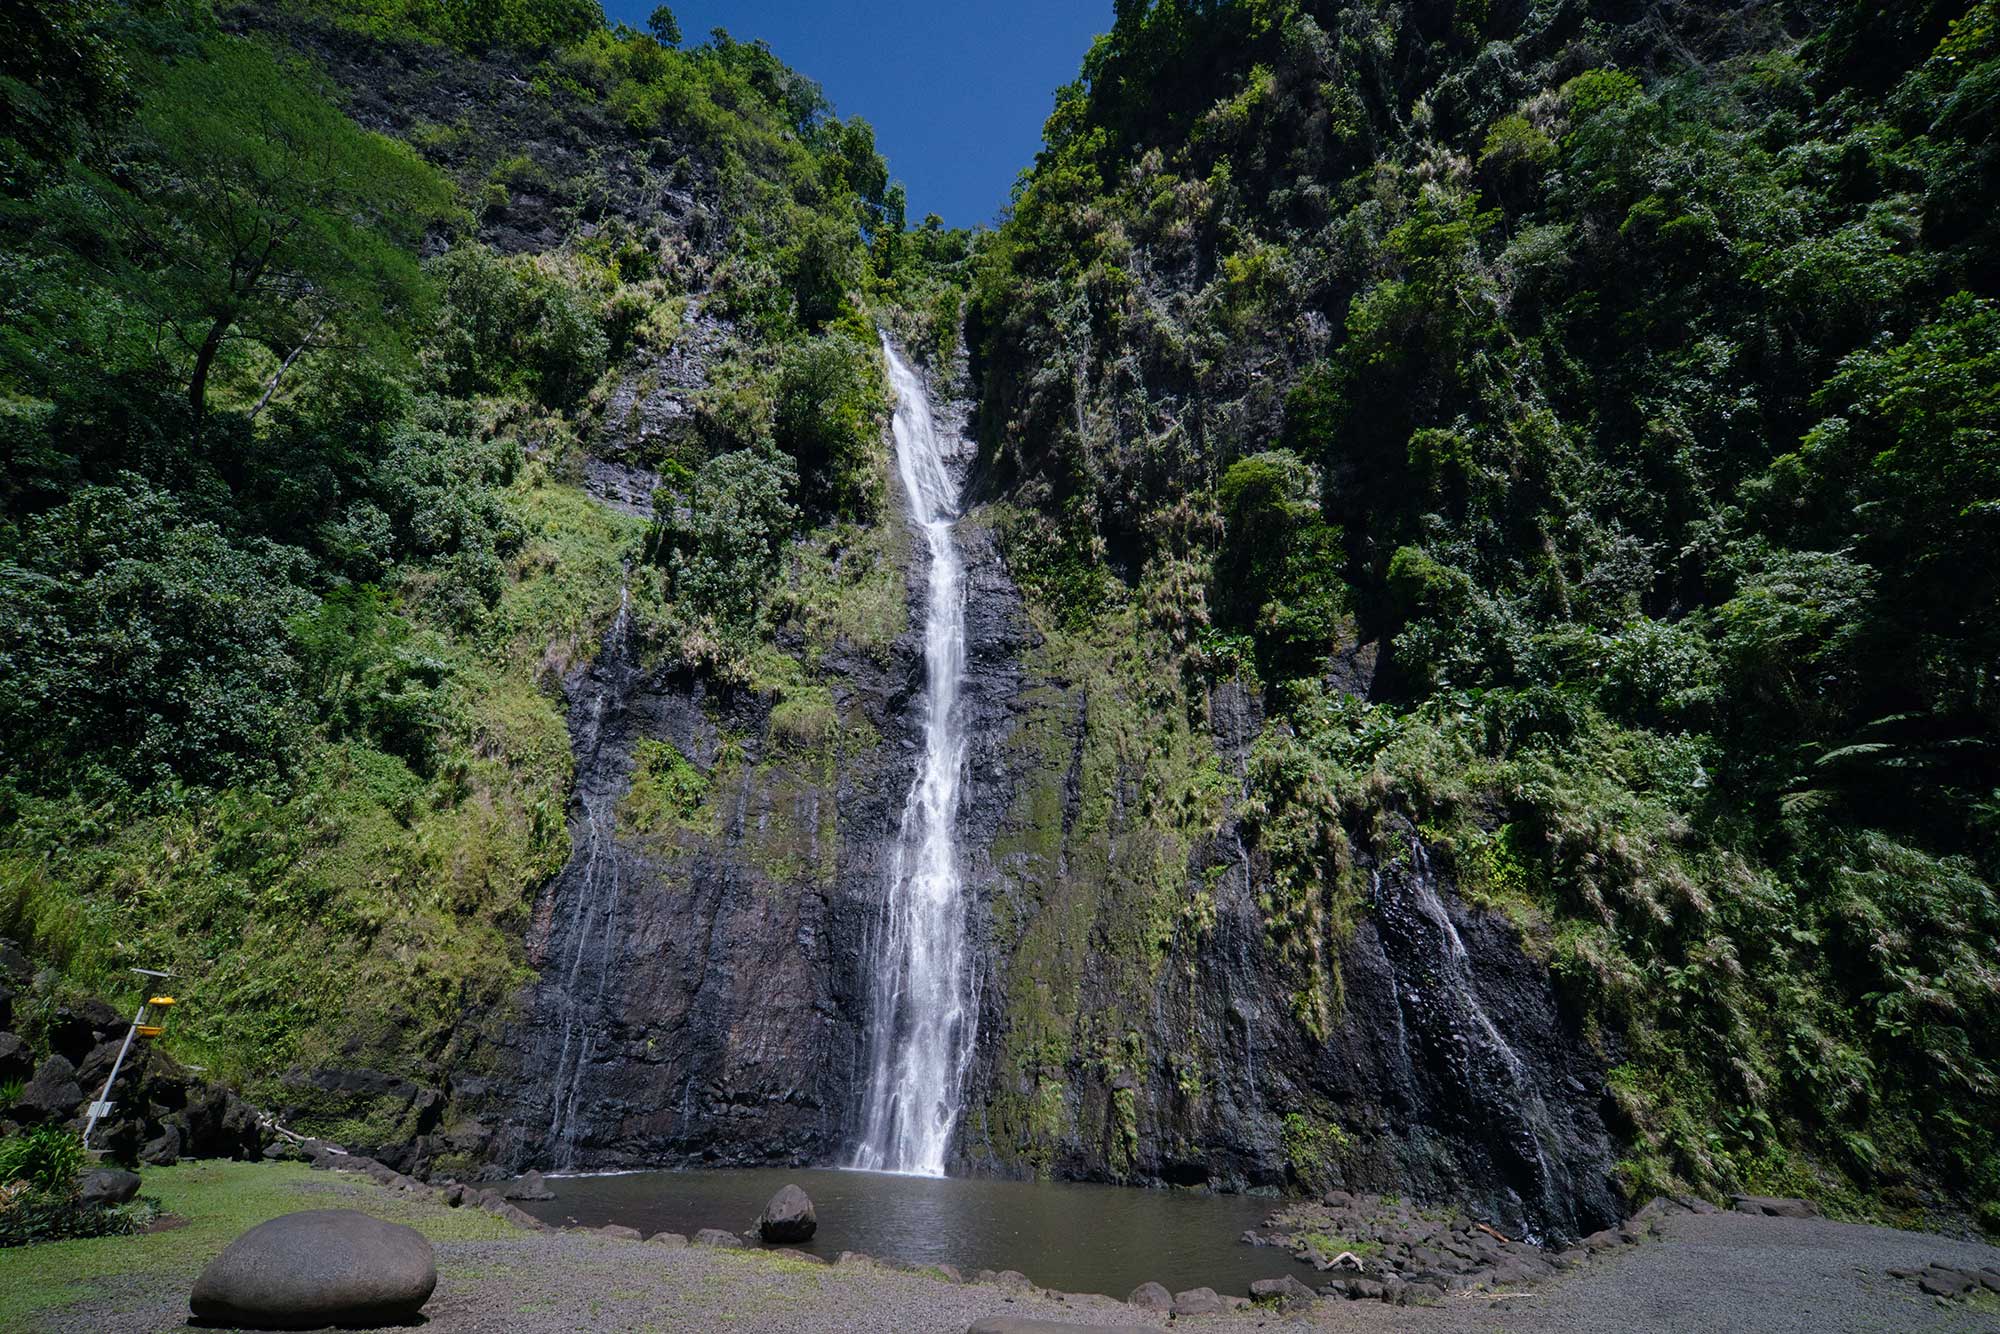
80,1168,142,1206
18,1054,83,1122
1173,1286,1224,1315
695,1227,745,1248
503,1170,555,1201
1126,1280,1172,1310
757,1183,817,1243
189,1209,436,1330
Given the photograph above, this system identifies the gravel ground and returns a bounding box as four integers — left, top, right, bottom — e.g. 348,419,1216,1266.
26,1197,2000,1333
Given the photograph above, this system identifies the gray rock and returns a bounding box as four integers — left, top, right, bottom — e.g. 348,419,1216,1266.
695,1227,745,1249
757,1183,816,1243
1250,1274,1319,1306
189,1209,436,1330
1172,1286,1224,1314
18,1054,83,1121
1732,1194,1817,1219
141,1124,182,1167
647,1231,689,1247
1917,1266,1978,1298
1126,1280,1171,1309
80,1168,142,1206
503,1170,556,1201
596,1224,642,1241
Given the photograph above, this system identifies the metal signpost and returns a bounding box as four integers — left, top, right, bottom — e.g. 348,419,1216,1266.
81,967,176,1152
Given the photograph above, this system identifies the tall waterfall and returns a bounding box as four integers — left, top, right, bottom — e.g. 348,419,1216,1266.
852,337,976,1176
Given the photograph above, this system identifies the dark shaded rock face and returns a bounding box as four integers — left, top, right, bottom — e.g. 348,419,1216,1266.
190,1210,436,1330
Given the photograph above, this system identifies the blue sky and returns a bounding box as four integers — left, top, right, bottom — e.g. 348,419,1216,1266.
603,1,1114,227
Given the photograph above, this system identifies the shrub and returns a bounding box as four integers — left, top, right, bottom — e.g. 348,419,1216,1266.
0,1126,84,1197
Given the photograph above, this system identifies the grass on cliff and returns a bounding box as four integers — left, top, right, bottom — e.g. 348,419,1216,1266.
0,1160,517,1327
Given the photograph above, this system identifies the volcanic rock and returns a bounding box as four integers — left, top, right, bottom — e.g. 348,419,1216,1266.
757,1183,816,1243
80,1168,142,1206
189,1209,436,1329
503,1171,556,1201
18,1054,83,1122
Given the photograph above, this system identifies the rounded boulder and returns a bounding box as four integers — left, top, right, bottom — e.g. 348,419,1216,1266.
757,1183,817,1243
190,1209,437,1330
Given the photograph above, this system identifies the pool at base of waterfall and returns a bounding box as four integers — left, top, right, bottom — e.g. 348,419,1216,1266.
511,1167,1300,1298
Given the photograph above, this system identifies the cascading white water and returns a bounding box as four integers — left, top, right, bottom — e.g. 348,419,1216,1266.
852,337,976,1177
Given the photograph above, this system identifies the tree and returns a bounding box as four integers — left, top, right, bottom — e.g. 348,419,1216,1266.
646,4,681,47
654,448,800,632
79,38,452,419
774,332,885,518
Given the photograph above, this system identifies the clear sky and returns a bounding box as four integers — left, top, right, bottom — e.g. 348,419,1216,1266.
602,1,1114,227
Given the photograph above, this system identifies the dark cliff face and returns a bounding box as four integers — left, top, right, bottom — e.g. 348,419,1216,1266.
950,616,1622,1242
440,350,1617,1239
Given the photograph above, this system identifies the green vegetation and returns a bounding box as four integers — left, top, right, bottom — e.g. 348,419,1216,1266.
0,0,922,1139
0,1126,151,1247
970,0,2000,1230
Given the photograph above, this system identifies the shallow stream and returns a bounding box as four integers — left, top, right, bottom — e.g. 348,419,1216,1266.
514,1168,1301,1299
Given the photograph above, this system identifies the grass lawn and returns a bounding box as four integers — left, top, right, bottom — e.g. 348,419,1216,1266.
0,1160,518,1330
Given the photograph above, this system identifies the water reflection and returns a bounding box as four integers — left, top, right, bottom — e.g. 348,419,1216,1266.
516,1167,1299,1298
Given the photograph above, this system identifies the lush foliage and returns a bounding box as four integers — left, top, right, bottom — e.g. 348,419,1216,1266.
972,0,2000,1229
0,0,906,1136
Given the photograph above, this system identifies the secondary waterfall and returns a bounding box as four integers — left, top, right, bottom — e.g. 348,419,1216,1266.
852,338,976,1176
542,585,637,1169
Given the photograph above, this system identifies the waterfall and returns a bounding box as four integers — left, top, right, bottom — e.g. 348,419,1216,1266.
852,337,976,1176
1372,838,1569,1240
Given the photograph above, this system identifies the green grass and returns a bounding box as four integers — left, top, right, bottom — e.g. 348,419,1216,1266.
0,1160,517,1327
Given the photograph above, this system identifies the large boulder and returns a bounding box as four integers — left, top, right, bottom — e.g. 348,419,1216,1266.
18,1054,84,1122
502,1170,555,1201
80,1168,142,1206
757,1184,816,1243
1126,1281,1171,1310
190,1210,436,1330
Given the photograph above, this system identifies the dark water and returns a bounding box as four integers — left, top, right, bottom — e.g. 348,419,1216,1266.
515,1168,1300,1299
